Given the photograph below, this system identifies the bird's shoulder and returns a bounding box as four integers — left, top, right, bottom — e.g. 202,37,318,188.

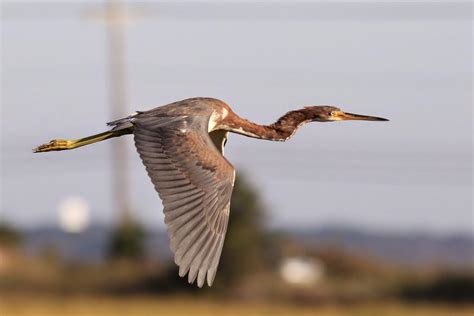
137,97,231,118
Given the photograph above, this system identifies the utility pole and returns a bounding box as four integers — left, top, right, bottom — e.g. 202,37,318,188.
92,0,133,219
90,1,150,259
106,0,130,218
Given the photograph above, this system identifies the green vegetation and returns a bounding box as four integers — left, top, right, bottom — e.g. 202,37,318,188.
0,221,22,247
400,273,474,303
107,216,147,260
216,174,270,287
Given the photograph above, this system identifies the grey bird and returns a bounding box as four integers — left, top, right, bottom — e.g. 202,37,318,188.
34,97,388,287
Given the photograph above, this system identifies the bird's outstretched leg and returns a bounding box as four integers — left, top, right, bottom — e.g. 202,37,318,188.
34,139,77,152
34,129,132,153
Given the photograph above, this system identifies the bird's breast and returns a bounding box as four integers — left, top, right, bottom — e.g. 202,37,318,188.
207,108,229,132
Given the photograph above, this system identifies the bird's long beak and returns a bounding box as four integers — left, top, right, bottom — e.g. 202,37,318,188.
332,111,389,121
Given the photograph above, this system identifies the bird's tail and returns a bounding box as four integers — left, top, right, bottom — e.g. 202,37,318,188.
33,127,133,153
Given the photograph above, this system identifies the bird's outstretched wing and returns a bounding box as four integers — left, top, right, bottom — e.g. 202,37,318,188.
132,114,235,287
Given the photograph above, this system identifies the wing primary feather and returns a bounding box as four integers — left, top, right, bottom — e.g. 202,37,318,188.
155,179,191,189
188,230,215,287
168,209,204,250
164,188,202,201
175,220,207,272
165,192,205,210
165,198,203,225
205,235,225,287
186,230,213,284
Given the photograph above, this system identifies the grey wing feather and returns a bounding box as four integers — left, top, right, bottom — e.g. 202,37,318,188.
132,114,235,287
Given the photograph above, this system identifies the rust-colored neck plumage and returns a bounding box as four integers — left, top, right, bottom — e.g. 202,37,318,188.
224,108,314,141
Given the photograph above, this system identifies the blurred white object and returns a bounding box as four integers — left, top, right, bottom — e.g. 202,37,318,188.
280,257,324,286
58,196,90,233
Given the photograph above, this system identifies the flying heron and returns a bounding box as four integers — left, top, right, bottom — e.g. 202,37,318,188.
34,97,388,287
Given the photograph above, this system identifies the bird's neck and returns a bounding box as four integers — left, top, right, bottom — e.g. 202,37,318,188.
224,109,312,141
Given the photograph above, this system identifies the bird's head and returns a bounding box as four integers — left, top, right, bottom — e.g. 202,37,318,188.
306,106,389,122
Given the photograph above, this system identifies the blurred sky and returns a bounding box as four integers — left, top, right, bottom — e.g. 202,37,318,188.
1,1,472,235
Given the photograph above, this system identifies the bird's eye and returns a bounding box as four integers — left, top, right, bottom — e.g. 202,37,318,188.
329,111,336,116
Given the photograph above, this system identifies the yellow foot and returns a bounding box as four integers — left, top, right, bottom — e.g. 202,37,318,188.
33,139,75,153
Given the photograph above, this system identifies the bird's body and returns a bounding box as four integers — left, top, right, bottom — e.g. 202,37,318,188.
34,97,388,287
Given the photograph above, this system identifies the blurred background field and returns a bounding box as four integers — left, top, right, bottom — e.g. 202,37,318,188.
1,0,472,315
2,296,474,316
0,175,472,315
